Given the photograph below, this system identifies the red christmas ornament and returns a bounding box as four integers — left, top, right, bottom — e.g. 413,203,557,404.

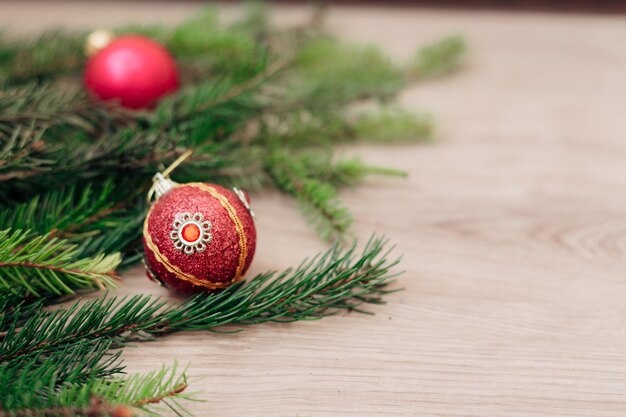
143,173,256,294
84,35,179,109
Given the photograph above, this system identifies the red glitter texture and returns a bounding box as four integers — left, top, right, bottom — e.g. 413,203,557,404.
143,184,257,294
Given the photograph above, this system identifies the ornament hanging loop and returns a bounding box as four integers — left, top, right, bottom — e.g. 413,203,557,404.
162,149,193,178
147,149,193,204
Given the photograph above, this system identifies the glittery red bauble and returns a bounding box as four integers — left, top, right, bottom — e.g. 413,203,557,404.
143,183,256,294
84,35,179,109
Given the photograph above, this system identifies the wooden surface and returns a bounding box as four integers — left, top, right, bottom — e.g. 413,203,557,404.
4,3,626,416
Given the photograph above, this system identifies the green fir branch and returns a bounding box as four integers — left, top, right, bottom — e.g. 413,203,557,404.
0,293,43,332
0,237,397,363
0,339,123,391
290,37,405,107
0,84,109,136
266,149,354,241
0,30,86,85
0,363,192,417
0,236,396,415
0,180,118,235
352,108,434,143
0,127,50,184
0,229,121,297
409,34,466,78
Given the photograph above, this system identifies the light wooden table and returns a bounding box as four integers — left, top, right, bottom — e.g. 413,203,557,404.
4,3,626,416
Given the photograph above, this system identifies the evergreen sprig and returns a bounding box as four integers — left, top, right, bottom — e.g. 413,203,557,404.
0,180,119,235
1,361,191,417
0,339,123,391
409,34,466,78
0,228,121,297
1,237,396,363
0,238,396,415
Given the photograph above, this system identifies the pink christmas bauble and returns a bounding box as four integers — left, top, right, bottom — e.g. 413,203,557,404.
84,35,179,109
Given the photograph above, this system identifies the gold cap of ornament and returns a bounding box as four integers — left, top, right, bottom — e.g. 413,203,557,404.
85,29,115,56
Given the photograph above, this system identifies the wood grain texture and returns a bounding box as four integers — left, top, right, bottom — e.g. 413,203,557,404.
3,3,626,416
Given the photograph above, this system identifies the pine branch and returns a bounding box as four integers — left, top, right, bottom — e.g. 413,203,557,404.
409,34,466,78
296,181,352,242
352,108,434,143
0,339,123,390
0,84,113,137
266,149,353,241
283,152,406,188
0,179,147,264
0,181,118,235
0,398,130,417
0,363,191,417
0,31,86,85
263,148,405,240
0,294,43,332
0,237,397,416
155,59,288,132
288,37,406,108
164,6,272,82
0,229,121,297
0,130,177,202
0,237,397,362
74,207,146,266
110,364,190,409
0,127,50,184
150,74,265,146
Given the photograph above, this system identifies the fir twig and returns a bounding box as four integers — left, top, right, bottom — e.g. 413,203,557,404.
0,236,397,362
409,34,466,78
0,339,123,388
0,363,191,417
267,149,354,241
0,229,121,297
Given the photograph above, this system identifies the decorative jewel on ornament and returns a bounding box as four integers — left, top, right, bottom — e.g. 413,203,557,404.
170,212,213,255
142,151,257,294
83,32,179,109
